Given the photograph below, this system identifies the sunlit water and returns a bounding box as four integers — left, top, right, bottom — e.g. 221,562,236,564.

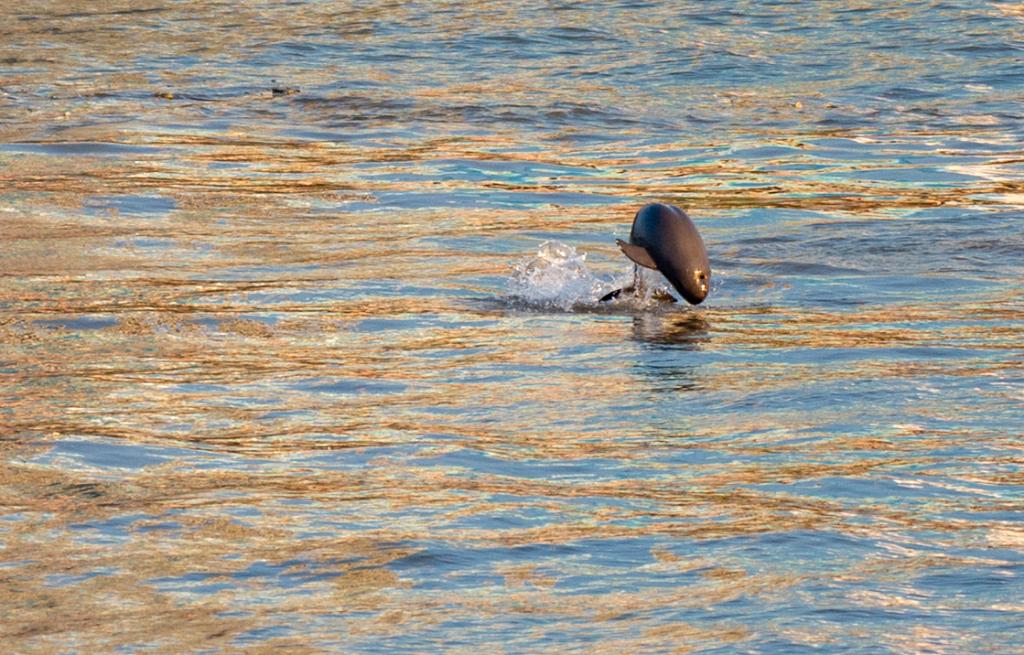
2,2,1023,653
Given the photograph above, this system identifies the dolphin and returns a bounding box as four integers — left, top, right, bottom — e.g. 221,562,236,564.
601,203,711,305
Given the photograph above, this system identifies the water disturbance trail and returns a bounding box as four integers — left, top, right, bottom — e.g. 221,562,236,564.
1,1,1023,653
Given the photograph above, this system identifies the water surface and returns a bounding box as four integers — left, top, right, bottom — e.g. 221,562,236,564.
2,1,1023,653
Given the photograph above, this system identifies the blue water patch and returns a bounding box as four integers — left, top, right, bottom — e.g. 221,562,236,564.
34,316,118,331
84,194,177,216
337,190,625,211
414,448,653,481
149,571,236,595
111,237,175,250
232,625,295,646
0,142,160,155
45,567,120,588
834,167,984,185
36,437,210,471
349,318,421,333
68,513,150,545
290,377,408,395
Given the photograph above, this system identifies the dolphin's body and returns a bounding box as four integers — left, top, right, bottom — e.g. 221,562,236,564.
602,203,710,305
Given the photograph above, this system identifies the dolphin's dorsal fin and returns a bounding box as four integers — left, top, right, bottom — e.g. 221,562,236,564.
616,239,658,269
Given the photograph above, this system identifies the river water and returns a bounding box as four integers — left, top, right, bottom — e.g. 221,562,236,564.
2,2,1023,653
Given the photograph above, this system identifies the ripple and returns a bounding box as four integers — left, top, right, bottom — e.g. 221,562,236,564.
2,1,1023,653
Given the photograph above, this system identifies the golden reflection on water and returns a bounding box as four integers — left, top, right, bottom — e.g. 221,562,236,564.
3,1,1024,652
3,177,1022,650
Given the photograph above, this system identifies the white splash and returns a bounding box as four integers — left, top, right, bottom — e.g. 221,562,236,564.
506,241,673,311
633,265,677,305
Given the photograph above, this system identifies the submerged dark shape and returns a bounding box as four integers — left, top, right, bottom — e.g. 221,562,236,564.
602,203,711,305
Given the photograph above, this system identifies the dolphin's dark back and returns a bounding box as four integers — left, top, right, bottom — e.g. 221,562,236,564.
629,203,710,304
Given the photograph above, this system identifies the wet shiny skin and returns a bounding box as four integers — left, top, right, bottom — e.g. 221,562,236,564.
627,203,711,304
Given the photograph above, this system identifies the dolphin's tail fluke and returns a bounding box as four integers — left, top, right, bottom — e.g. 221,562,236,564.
599,286,629,302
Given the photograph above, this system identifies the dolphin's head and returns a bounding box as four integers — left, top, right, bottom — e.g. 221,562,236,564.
628,203,711,305
663,256,710,305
